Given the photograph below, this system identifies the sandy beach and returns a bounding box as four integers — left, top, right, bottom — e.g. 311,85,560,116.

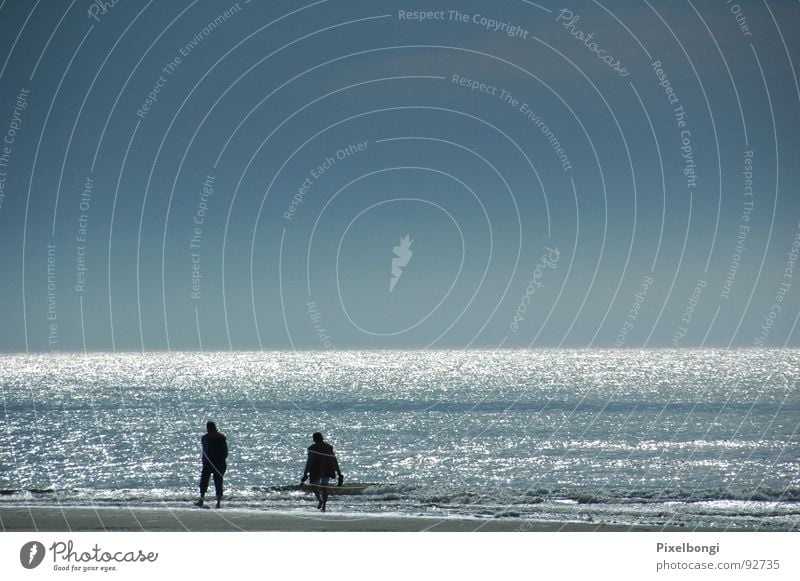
0,506,699,532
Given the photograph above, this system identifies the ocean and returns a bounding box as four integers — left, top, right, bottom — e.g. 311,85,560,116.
1,349,798,530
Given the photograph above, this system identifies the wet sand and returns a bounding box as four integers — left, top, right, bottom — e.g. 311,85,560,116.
0,506,698,532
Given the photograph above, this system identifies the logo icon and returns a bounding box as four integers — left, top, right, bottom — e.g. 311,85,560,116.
20,541,46,569
390,234,413,292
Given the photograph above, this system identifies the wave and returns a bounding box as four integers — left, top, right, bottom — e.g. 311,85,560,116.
2,484,798,504
2,484,798,530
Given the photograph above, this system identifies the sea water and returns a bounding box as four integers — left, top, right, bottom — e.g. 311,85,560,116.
1,349,798,530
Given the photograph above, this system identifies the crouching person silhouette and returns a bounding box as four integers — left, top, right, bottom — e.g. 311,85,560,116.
196,421,228,508
301,432,343,512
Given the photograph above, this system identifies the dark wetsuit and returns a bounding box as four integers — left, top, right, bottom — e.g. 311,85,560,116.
200,430,228,499
304,441,340,484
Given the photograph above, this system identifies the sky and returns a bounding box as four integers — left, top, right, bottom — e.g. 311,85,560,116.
0,0,799,351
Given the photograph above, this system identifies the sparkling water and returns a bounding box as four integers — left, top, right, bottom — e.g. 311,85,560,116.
1,349,798,529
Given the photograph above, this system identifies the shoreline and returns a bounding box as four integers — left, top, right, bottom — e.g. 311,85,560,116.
0,506,725,532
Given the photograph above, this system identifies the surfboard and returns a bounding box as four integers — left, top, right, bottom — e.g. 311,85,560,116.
269,482,377,495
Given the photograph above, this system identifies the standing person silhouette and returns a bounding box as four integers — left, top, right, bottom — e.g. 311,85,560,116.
195,421,228,509
301,432,343,512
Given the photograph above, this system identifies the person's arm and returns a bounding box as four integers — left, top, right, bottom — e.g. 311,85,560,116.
222,436,228,460
332,450,344,486
301,450,312,483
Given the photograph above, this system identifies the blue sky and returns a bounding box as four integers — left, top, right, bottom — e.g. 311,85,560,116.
0,0,799,351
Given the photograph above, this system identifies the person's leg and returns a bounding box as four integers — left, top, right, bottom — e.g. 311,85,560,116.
313,486,323,508
212,467,224,508
319,477,330,512
197,464,211,506
310,477,323,508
